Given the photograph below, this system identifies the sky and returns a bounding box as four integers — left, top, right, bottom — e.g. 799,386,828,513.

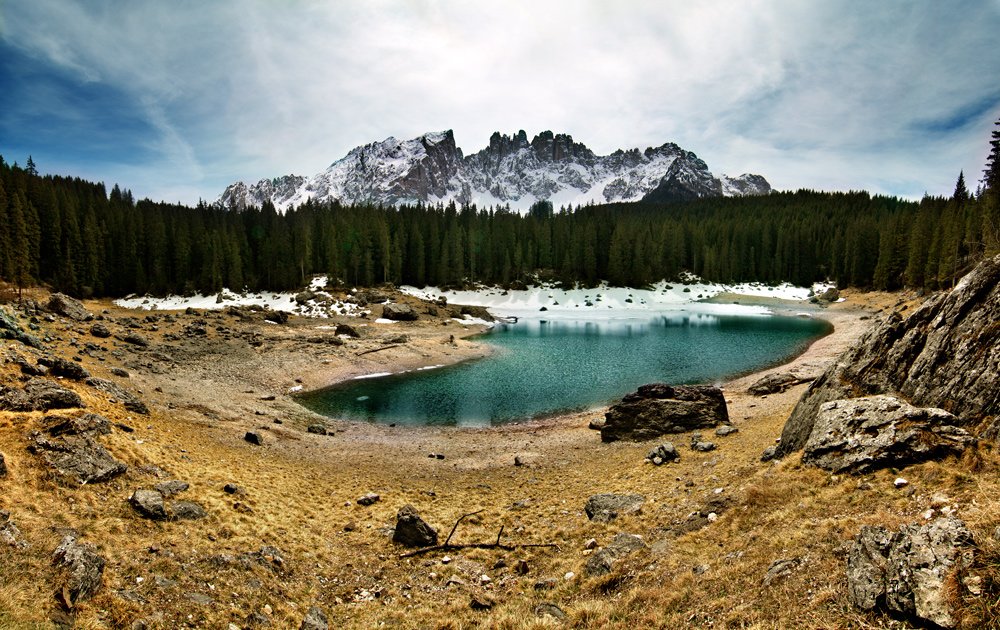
2,0,999,206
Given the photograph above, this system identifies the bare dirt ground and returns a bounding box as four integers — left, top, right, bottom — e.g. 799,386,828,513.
8,286,994,630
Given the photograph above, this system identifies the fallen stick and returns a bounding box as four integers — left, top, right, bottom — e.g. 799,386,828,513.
398,510,561,558
355,344,403,356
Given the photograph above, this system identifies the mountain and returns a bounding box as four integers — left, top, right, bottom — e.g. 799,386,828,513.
217,129,771,212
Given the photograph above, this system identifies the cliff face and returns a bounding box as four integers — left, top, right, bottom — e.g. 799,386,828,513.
777,254,1000,458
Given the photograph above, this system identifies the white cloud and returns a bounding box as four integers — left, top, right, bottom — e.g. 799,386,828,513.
2,0,999,204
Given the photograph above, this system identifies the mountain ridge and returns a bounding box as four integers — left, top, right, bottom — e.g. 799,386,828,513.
218,129,771,212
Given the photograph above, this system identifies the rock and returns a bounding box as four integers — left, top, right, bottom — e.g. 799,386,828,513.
715,426,739,437
0,451,6,477
588,417,605,430
894,478,909,488
300,606,329,630
762,558,798,586
223,483,243,494
335,323,362,338
49,357,90,380
601,383,729,442
307,424,328,435
295,290,316,305
584,493,645,523
585,532,649,577
185,592,214,605
43,413,111,437
90,323,112,338
748,373,798,396
244,431,264,445
238,546,286,572
392,505,438,547
24,378,84,410
85,377,149,414
172,501,208,520
459,305,495,322
53,536,105,608
264,311,289,325
0,518,29,549
693,441,716,452
123,332,150,347
0,385,34,411
357,492,380,506
820,287,840,302
847,516,975,628
514,455,525,467
244,611,271,627
29,431,127,485
110,367,129,378
470,594,495,610
533,578,558,590
45,293,90,321
0,305,44,348
382,303,419,321
779,255,1000,458
646,443,679,464
129,490,171,521
761,446,778,462
801,396,974,474
535,602,567,620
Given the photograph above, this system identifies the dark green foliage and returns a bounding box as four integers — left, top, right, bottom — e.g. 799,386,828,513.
0,158,994,297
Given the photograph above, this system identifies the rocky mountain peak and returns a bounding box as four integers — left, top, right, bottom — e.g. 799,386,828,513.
217,129,771,212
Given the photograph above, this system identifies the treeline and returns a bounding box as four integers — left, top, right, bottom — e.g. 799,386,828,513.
1,154,999,298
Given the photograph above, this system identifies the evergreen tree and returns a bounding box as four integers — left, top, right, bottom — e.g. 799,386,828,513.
983,118,1000,194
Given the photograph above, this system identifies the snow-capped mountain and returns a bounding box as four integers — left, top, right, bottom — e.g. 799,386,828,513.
217,130,770,212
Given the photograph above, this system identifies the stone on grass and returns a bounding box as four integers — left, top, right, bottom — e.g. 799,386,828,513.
85,377,149,414
172,501,208,521
300,606,329,630
46,293,90,321
392,505,438,547
53,536,105,608
154,480,189,496
357,492,380,506
29,432,127,485
762,558,799,586
25,378,84,410
584,493,645,523
129,489,171,521
307,424,328,435
89,323,111,338
847,516,975,629
585,532,648,577
244,431,264,445
715,426,739,437
802,396,974,474
602,383,729,442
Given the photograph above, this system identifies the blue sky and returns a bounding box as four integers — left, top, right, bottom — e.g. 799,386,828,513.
2,0,999,205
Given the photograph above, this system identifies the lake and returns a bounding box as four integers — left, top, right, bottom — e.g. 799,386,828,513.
296,312,831,427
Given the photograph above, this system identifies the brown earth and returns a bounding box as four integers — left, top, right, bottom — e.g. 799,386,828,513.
2,286,997,630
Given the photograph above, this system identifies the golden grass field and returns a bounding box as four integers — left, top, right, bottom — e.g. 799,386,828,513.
0,288,998,629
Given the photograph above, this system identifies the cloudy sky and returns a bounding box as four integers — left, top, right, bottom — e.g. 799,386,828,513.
2,1,999,206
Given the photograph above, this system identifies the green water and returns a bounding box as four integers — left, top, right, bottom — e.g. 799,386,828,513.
297,312,830,427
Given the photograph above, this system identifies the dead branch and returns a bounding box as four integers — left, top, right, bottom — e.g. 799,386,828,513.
355,344,403,356
398,510,561,558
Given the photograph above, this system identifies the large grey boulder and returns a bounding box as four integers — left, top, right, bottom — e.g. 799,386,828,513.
89,323,112,338
584,493,645,523
53,535,105,608
585,532,649,577
602,383,729,442
779,254,1000,458
802,396,974,474
129,489,172,521
29,432,127,485
154,480,189,496
382,303,419,321
85,377,149,414
392,505,438,547
45,293,90,321
172,501,208,521
847,516,975,628
459,305,495,322
24,378,84,410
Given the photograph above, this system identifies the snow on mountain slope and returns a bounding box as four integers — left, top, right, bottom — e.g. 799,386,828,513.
218,129,771,212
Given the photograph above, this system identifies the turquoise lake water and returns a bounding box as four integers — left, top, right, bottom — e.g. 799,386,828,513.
297,313,831,427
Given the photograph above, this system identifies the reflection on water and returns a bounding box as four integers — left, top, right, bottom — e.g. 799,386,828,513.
297,313,830,427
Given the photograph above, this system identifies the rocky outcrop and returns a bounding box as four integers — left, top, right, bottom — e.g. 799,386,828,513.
381,303,419,321
584,493,645,523
130,489,171,521
85,377,150,415
49,357,90,380
801,396,975,474
0,306,43,348
392,505,438,547
601,384,729,442
458,305,495,322
24,379,84,410
45,293,90,321
585,532,649,577
28,414,127,485
53,535,106,608
847,516,975,628
779,254,1000,458
300,606,329,630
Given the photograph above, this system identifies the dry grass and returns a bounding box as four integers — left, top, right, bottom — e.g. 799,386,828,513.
0,290,997,629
